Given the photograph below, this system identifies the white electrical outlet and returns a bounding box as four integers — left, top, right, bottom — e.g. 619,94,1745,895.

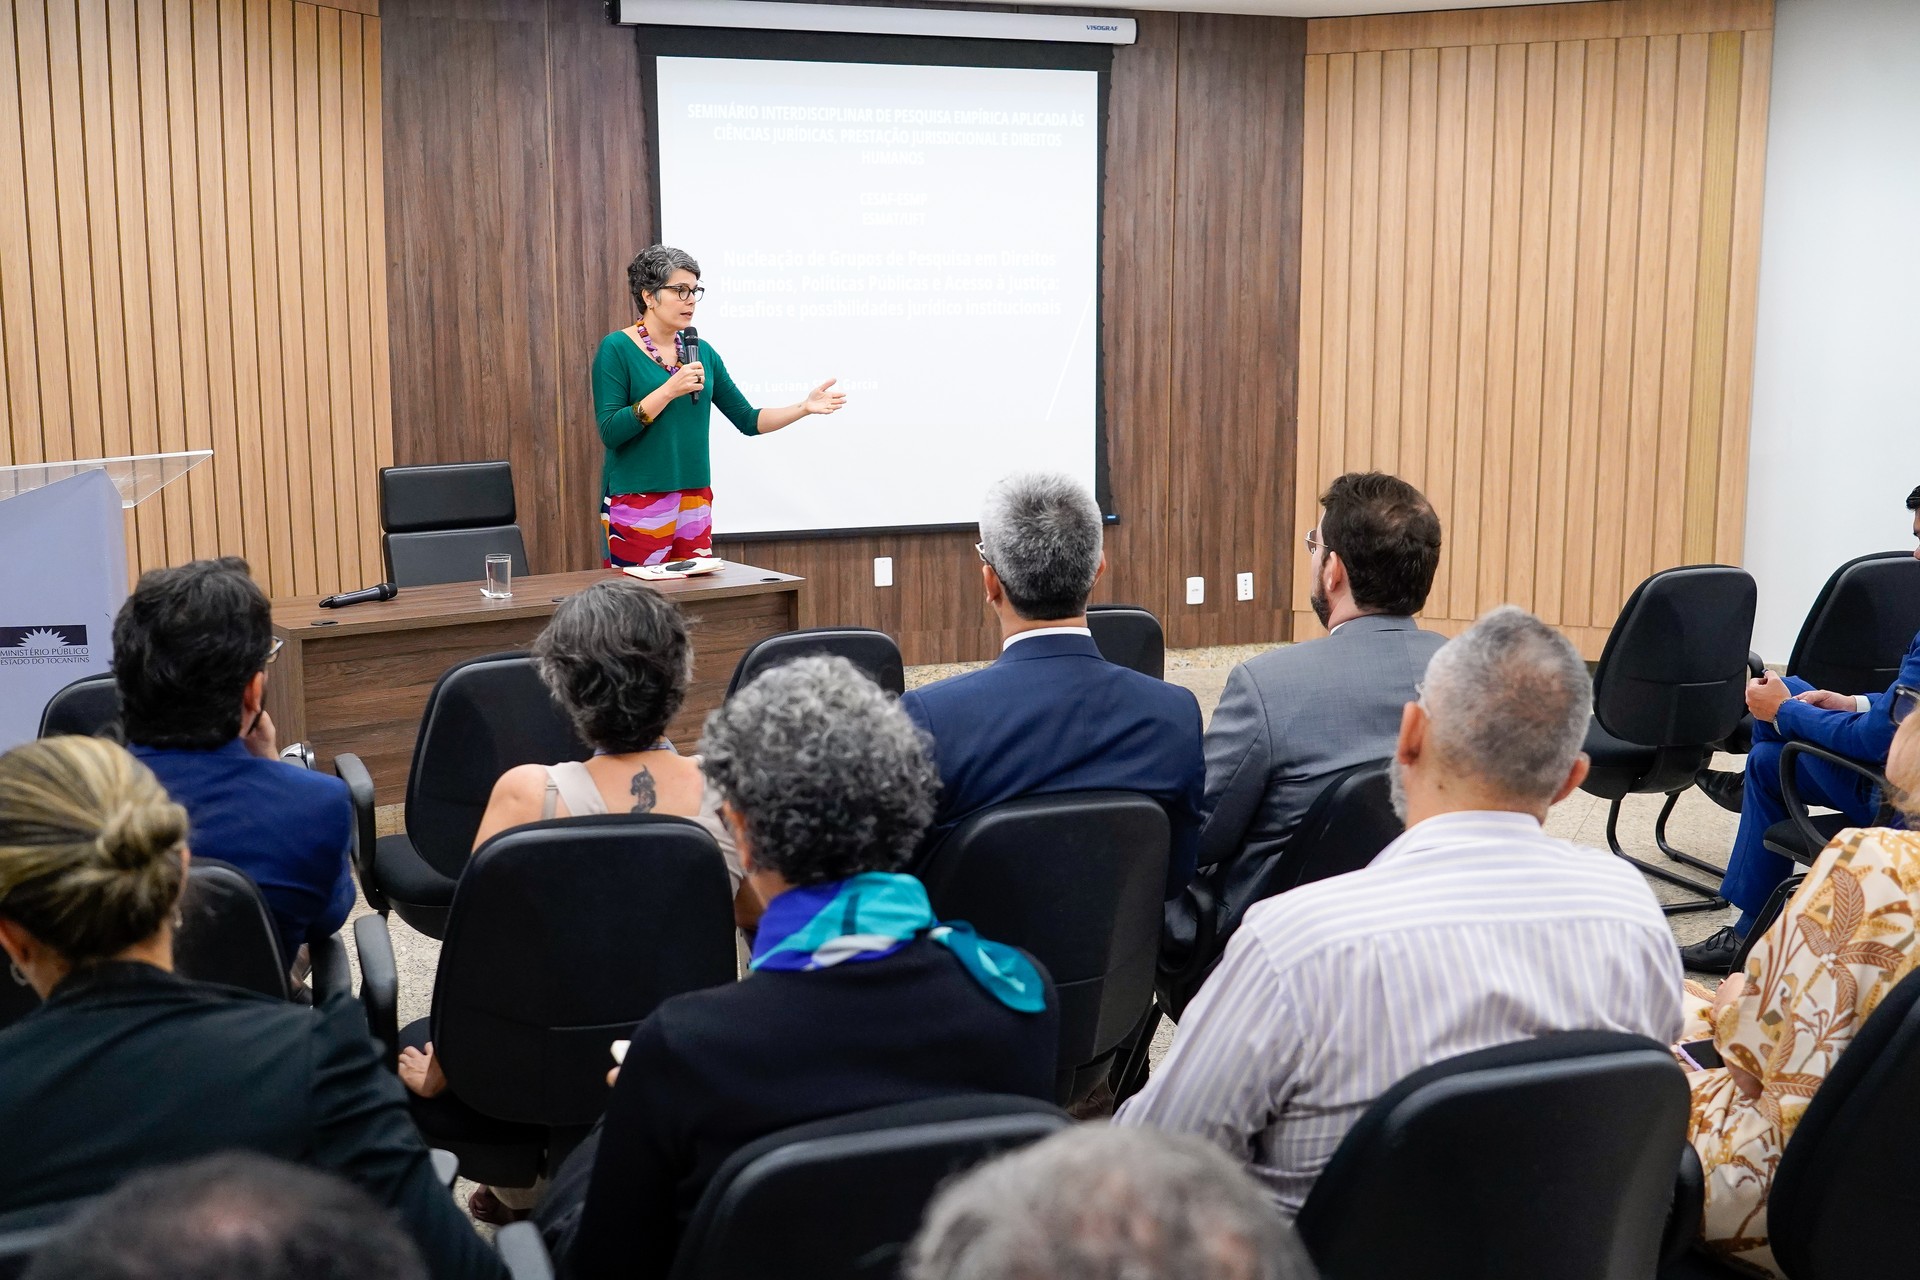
874,556,893,587
1186,576,1205,605
1237,572,1254,601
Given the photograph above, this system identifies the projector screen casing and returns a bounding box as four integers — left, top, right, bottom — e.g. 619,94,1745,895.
637,27,1113,539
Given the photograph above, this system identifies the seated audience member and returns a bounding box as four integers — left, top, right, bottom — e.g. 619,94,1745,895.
537,656,1059,1280
112,557,353,980
1165,471,1445,967
1680,685,1920,1277
0,737,502,1280
400,579,750,1222
1683,485,1920,974
24,1153,427,1280
906,1125,1318,1280
901,473,1204,899
1117,607,1684,1216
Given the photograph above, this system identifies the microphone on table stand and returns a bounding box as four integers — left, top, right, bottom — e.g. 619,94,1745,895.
318,582,397,609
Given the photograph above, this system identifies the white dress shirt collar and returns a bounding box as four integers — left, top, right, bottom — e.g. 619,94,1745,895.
1001,625,1094,652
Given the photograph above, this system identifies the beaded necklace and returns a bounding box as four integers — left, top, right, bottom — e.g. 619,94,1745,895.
634,323,680,373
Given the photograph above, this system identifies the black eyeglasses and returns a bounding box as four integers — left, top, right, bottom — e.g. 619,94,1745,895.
1894,684,1918,728
660,284,705,302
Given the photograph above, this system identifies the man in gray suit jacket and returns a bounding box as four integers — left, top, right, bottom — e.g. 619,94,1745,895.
1163,473,1446,982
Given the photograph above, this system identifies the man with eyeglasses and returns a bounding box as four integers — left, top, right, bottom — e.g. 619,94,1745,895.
1681,484,1920,974
111,557,354,992
1161,472,1446,990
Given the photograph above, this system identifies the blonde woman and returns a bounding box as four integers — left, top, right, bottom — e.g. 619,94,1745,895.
0,736,502,1280
1683,685,1920,1275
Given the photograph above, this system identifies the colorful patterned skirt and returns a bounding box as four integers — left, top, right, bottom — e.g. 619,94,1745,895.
602,488,714,568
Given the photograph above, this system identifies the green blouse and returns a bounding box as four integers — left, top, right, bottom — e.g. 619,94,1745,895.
592,331,761,495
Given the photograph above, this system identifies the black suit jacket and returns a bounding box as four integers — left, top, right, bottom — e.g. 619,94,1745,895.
0,963,503,1280
548,937,1060,1280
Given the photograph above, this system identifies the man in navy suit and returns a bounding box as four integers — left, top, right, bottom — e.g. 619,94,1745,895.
1681,484,1920,973
901,473,1205,900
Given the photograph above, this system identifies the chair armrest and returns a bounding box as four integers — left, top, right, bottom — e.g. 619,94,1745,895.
1778,742,1891,855
334,753,387,914
496,1222,555,1280
430,1149,459,1190
354,913,400,1067
309,931,353,1004
1660,1142,1705,1270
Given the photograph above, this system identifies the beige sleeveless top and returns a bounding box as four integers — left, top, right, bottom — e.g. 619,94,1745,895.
539,759,744,893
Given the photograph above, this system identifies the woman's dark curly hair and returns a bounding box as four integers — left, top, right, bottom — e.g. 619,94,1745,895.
700,656,936,885
531,580,690,753
628,244,701,316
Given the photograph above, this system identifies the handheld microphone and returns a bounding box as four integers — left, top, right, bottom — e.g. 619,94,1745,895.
318,582,398,609
678,326,702,405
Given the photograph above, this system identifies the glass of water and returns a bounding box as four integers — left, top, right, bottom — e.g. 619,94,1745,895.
483,553,513,600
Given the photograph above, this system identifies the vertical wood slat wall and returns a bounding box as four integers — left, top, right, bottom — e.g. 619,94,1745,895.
0,0,390,600
1296,0,1773,658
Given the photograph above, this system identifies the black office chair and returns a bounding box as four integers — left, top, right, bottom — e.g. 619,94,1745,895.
0,860,346,1032
1296,1031,1690,1280
35,673,120,738
1579,566,1758,914
1757,740,1899,870
666,1094,1072,1280
357,814,738,1188
1156,758,1401,1024
1663,967,1920,1279
337,651,590,937
916,791,1167,1105
379,461,531,588
1720,551,1920,756
725,627,905,698
1087,604,1166,679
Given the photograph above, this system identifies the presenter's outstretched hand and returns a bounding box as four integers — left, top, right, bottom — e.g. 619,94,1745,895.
803,378,847,416
664,361,705,400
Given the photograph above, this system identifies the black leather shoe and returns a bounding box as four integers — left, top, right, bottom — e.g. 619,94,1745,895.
1679,925,1743,975
1694,768,1746,814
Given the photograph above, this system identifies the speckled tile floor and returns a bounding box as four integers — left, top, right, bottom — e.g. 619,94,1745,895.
352,637,1744,1094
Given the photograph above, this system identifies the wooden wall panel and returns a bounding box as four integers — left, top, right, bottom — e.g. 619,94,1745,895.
1296,0,1773,658
0,0,392,599
384,1,1306,662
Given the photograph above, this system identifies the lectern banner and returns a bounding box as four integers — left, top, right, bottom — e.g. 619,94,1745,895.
0,469,127,750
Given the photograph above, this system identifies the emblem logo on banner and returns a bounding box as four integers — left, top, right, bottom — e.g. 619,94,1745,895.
0,625,93,667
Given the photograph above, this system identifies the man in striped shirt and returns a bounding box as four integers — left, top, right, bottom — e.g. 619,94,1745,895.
1117,606,1684,1217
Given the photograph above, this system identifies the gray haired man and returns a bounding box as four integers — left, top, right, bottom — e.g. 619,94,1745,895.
1118,607,1683,1217
901,473,1205,898
906,1125,1318,1280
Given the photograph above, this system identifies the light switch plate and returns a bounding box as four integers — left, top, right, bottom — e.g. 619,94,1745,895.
1237,572,1254,601
874,556,893,587
1186,576,1205,605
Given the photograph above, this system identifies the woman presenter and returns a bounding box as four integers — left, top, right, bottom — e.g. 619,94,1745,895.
592,244,846,568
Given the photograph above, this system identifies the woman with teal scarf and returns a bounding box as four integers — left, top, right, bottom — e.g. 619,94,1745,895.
539,656,1059,1280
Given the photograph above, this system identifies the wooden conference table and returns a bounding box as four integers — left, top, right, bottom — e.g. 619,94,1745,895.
265,563,804,803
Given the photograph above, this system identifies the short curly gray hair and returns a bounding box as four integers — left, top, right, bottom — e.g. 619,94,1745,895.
627,244,701,314
699,655,935,885
979,473,1102,620
1421,605,1593,803
532,579,690,754
906,1125,1316,1280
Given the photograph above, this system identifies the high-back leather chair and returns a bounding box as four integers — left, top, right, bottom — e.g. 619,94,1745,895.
355,814,738,1189
725,627,905,698
666,1095,1071,1280
35,673,120,739
916,791,1167,1105
336,652,590,938
0,860,305,1032
1578,566,1757,913
1788,551,1920,695
379,461,530,588
1086,604,1166,680
1157,759,1401,1024
1296,1032,1689,1280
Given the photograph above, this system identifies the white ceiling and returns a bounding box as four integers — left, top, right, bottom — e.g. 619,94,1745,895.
945,0,1587,16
